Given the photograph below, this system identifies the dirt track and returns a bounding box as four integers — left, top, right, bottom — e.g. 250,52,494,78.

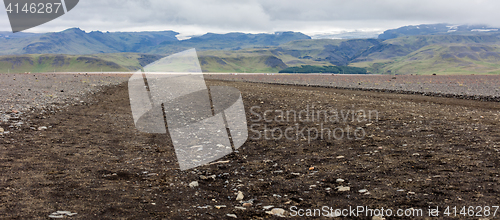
1,79,500,219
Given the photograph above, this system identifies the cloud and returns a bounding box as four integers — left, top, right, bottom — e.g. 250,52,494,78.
0,0,499,35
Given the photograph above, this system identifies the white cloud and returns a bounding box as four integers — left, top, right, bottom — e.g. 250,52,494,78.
1,0,499,35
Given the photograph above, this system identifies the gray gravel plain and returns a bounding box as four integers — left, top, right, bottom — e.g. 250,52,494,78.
2,73,499,132
0,73,131,131
206,74,500,101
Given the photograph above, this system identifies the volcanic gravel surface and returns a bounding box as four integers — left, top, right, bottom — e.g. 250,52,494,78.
1,75,500,219
206,74,500,101
0,73,131,132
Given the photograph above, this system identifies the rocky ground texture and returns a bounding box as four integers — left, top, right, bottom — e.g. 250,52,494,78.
0,74,499,219
206,74,500,101
0,73,130,136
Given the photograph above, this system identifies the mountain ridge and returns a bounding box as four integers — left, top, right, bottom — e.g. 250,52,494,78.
0,28,310,55
2,24,500,74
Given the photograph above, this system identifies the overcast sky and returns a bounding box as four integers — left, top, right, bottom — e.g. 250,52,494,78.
1,0,499,38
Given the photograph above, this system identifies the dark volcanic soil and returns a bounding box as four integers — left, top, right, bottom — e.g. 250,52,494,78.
1,79,500,219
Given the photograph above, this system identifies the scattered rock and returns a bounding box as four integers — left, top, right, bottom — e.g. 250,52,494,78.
236,191,244,201
291,172,300,176
226,214,237,218
263,205,274,210
372,215,386,220
0,127,4,133
336,178,345,183
197,205,210,209
266,208,286,217
189,181,199,188
336,156,345,159
309,167,315,170
336,186,350,192
209,160,230,165
243,203,252,207
199,174,216,180
234,206,246,210
49,211,77,218
242,199,254,204
38,126,48,131
215,205,227,209
359,189,368,193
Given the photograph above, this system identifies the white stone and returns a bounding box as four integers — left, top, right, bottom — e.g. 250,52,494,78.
266,208,286,217
189,181,199,188
226,214,237,218
236,191,244,201
336,186,350,192
263,205,274,210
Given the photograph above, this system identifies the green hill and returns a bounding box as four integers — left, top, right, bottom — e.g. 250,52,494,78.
0,53,164,73
352,44,500,75
198,48,331,73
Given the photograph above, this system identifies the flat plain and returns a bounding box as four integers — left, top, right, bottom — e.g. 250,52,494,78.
0,73,499,219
